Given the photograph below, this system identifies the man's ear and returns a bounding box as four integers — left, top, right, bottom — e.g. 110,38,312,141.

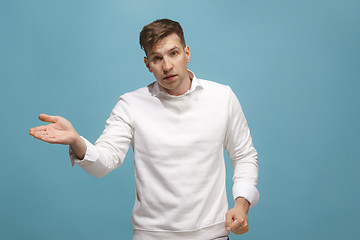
144,57,152,73
185,46,191,63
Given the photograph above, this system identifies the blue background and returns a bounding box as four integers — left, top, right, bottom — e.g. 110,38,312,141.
1,0,359,239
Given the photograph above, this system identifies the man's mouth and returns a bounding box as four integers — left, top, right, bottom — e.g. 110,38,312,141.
164,75,177,80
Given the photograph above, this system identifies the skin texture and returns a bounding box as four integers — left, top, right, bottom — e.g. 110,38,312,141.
29,32,251,235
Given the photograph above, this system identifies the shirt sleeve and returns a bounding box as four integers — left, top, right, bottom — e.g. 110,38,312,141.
224,87,259,208
69,96,133,178
69,136,98,166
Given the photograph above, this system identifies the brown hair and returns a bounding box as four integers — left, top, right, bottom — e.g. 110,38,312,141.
139,19,186,56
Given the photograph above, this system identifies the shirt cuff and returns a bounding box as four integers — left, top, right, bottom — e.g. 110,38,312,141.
232,182,259,208
69,136,99,166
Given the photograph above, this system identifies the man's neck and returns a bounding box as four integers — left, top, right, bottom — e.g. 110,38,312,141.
159,70,193,96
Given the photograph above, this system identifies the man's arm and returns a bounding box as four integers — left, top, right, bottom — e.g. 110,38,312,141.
29,114,87,159
29,96,133,178
223,87,259,235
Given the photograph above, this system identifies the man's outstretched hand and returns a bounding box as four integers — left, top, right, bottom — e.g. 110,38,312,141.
225,197,250,235
29,114,86,159
29,114,78,145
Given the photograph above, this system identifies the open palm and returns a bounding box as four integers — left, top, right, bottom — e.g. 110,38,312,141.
29,114,78,145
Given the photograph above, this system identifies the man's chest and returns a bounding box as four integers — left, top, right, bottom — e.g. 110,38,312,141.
131,94,229,151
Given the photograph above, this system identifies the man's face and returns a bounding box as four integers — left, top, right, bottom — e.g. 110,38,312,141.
144,33,191,96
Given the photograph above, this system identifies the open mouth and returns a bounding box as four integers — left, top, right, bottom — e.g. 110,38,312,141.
164,75,177,80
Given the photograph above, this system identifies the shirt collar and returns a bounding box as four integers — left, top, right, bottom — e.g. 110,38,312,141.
152,70,203,97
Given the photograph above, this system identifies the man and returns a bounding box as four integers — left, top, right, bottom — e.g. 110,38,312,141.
29,19,259,240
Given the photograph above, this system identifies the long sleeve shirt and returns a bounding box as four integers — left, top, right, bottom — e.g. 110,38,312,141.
70,71,259,240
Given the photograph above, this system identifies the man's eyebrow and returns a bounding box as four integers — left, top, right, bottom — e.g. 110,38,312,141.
149,46,181,57
169,46,180,51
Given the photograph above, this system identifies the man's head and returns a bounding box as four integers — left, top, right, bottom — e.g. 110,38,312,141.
140,19,191,96
139,19,186,57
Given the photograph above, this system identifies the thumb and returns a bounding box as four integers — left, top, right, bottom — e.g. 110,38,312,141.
225,211,234,231
38,114,58,123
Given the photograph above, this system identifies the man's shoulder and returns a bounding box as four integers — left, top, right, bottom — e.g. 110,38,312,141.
198,78,231,94
199,78,228,87
120,82,155,99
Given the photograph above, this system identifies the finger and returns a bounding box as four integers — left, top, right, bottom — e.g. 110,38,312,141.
225,211,234,231
29,125,48,133
231,219,249,235
32,132,58,144
29,125,54,137
31,130,49,139
39,136,56,144
40,136,58,144
231,218,242,231
29,129,43,137
232,224,249,235
239,225,249,235
38,114,58,123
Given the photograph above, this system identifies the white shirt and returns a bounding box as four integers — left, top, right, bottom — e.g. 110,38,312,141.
70,71,259,239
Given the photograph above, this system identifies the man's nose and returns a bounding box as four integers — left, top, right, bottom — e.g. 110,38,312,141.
162,57,173,72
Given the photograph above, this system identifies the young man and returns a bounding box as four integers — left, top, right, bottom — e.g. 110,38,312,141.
29,19,259,240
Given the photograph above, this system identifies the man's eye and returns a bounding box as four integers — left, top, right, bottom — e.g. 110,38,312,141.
153,56,161,61
171,51,178,56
